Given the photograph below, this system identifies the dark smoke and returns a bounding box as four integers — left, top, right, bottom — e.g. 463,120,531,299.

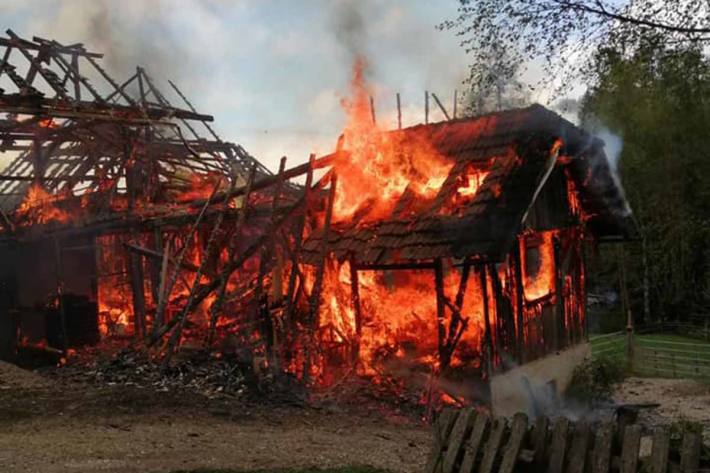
331,0,367,59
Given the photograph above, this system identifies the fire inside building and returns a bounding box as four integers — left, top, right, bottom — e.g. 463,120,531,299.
0,32,634,411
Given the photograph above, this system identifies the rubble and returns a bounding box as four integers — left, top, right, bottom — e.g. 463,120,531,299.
59,347,308,406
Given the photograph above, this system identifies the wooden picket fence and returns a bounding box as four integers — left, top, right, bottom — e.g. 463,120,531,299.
425,408,705,473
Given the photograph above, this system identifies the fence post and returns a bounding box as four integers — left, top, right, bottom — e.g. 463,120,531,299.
626,310,635,373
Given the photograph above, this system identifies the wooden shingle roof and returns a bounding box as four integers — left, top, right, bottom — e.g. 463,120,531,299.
302,105,634,265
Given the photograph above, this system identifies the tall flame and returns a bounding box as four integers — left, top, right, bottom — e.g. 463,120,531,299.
332,57,454,224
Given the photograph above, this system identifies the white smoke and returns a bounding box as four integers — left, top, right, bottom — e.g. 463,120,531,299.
596,127,623,174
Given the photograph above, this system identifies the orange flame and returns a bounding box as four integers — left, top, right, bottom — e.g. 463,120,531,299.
16,183,70,224
332,57,454,224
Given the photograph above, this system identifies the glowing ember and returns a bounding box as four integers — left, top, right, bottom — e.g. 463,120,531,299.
522,231,557,301
16,183,70,224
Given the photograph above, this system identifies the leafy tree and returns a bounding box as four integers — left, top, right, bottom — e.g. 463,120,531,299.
441,1,710,98
581,37,710,322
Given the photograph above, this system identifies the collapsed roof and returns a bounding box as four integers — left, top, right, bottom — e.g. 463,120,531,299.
0,29,270,238
302,105,635,265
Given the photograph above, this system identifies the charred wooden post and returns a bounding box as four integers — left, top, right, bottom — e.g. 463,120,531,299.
453,90,458,119
149,228,163,305
349,254,362,364
207,165,257,345
127,234,147,338
448,261,470,347
150,180,222,346
283,154,315,331
553,236,565,351
431,92,451,121
162,177,238,368
425,90,430,124
369,95,376,125
434,258,447,364
490,262,515,365
154,240,171,337
513,238,526,363
479,264,494,379
396,93,402,130
255,156,286,362
305,172,338,382
53,237,68,353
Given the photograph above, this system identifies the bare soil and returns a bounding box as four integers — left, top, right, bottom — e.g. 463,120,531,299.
613,376,710,438
0,362,430,473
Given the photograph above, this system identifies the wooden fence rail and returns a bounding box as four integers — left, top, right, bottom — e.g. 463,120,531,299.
425,409,705,473
590,331,710,381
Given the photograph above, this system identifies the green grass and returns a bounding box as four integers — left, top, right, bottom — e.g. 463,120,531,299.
173,468,390,473
589,332,710,380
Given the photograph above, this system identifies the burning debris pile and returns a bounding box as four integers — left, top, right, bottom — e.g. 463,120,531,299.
0,33,634,411
59,346,307,404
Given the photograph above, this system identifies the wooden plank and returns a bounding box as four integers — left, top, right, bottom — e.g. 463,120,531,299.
547,417,570,473
592,422,614,473
532,415,550,465
479,418,506,473
499,413,528,473
424,408,459,473
442,408,477,473
459,413,489,473
679,432,701,473
620,425,642,473
566,422,590,473
649,427,670,473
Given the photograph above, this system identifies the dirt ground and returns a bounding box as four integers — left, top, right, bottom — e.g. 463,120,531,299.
0,362,431,473
613,376,710,438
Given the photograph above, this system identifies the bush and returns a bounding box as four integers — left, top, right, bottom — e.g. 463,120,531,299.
565,356,625,404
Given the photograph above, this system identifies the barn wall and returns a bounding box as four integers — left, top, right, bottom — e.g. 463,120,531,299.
488,168,588,375
0,235,99,356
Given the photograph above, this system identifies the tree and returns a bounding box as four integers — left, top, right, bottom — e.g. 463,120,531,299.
441,1,710,98
581,37,710,323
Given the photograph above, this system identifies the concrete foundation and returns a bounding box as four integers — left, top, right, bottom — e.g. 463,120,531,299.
490,342,591,417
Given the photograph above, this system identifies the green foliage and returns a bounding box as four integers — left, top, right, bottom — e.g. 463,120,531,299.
441,1,709,98
566,357,626,404
581,37,710,323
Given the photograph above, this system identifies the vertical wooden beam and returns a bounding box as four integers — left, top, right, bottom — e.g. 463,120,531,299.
256,156,287,361
448,260,470,347
513,240,525,363
396,93,402,130
31,137,44,187
136,66,147,108
53,237,68,353
349,254,362,365
453,90,458,119
480,264,494,378
369,95,376,125
207,165,257,345
434,258,447,364
553,236,565,351
425,90,429,124
305,172,338,381
127,234,146,338
71,53,81,101
154,239,171,338
149,227,163,306
284,154,315,331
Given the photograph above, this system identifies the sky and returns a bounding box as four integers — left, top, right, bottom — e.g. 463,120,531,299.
1,0,489,171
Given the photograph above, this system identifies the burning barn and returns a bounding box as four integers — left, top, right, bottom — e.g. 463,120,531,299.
0,32,634,411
